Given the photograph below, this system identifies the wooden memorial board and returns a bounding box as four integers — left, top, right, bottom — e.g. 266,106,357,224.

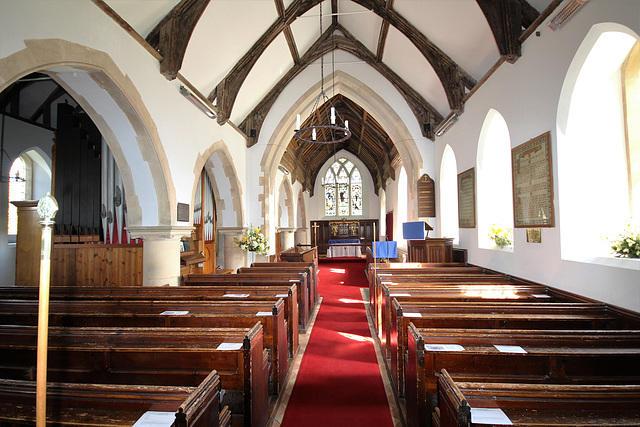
512,131,555,228
417,174,436,218
457,168,476,228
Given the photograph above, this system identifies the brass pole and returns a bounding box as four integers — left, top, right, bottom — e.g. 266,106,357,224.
36,193,58,427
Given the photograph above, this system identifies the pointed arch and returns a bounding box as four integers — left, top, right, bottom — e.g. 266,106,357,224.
440,144,459,243
194,140,244,228
0,39,173,226
277,176,294,228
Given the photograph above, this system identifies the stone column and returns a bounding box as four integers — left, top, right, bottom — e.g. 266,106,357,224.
278,227,295,252
294,227,308,246
126,225,194,286
218,227,246,270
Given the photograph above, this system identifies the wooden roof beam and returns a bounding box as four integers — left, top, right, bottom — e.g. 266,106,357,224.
146,0,211,80
210,0,322,125
352,0,475,112
475,0,535,64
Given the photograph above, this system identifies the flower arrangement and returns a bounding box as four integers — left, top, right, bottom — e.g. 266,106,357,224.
489,225,513,249
609,222,640,258
234,225,269,254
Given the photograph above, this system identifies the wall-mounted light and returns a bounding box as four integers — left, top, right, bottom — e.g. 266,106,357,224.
180,85,216,119
278,165,289,175
434,113,459,137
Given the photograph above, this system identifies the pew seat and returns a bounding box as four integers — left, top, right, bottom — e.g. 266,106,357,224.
0,371,231,427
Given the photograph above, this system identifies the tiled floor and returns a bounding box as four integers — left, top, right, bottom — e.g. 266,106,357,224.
267,291,404,426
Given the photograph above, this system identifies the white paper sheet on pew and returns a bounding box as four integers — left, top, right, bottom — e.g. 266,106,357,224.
425,344,465,352
471,408,512,425
256,311,273,316
159,310,189,315
276,294,289,298
224,294,250,298
377,273,392,276
289,279,299,282
403,312,422,318
532,294,551,298
133,411,176,427
494,345,527,354
390,293,411,297
217,342,243,351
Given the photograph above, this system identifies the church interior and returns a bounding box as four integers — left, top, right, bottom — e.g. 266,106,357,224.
1,0,640,425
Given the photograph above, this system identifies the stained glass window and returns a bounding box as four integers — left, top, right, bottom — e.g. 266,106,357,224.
324,157,363,217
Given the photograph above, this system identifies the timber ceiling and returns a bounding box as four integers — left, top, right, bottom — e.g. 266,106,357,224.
5,0,564,195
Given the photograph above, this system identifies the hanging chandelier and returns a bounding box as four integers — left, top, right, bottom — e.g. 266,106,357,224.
294,2,351,144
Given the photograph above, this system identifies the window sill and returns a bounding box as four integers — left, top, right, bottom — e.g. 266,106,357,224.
562,253,640,271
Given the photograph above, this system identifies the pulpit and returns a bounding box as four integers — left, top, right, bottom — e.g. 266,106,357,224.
407,238,454,263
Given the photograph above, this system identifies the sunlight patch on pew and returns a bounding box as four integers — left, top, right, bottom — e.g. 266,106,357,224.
462,285,520,299
338,332,374,343
339,298,366,304
330,268,346,274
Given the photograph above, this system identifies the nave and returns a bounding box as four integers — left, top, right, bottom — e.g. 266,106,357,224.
271,259,400,427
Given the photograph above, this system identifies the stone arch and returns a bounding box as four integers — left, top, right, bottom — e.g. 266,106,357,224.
261,70,423,237
296,188,307,229
0,39,173,226
277,176,295,228
193,140,244,228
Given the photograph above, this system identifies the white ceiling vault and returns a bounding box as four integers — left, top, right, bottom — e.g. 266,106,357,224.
103,0,561,192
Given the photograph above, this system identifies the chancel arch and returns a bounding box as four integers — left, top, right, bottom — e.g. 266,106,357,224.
260,70,423,236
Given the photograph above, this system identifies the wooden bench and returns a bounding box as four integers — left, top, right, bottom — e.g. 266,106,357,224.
390,298,640,399
407,325,640,427
435,369,640,427
377,283,564,355
242,263,319,308
0,298,288,396
182,272,311,330
0,324,267,427
0,371,231,427
0,284,299,358
250,261,318,303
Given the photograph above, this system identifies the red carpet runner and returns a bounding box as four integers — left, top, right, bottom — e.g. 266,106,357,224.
280,260,394,426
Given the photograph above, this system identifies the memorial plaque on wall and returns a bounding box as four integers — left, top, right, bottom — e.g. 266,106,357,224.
512,131,555,228
417,174,436,217
457,168,476,228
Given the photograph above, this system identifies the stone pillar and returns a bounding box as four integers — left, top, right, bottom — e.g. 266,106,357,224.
126,225,194,286
218,227,246,270
294,227,308,246
278,227,295,252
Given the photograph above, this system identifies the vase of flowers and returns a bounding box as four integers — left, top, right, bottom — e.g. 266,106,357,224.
609,222,640,258
234,225,269,256
488,225,513,249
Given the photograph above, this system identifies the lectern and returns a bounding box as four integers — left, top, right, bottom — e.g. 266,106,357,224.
402,221,453,263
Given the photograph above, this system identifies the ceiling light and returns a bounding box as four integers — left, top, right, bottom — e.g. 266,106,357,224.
548,0,588,31
294,2,351,145
180,85,216,119
434,113,458,137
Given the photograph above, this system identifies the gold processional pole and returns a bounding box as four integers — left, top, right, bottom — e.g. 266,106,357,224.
36,193,58,427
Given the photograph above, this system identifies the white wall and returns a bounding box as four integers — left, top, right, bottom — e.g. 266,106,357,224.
434,0,640,312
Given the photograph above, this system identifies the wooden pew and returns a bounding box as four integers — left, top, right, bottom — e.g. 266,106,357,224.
366,263,481,306
378,283,564,356
245,262,319,308
0,371,231,427
0,298,288,396
390,298,640,399
435,369,640,427
407,325,640,427
0,285,299,358
182,272,311,330
0,324,267,427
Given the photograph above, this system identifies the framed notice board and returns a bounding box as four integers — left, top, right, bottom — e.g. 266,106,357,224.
512,131,555,228
417,174,436,217
457,168,476,228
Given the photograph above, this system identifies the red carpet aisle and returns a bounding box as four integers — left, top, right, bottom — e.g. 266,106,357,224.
279,260,395,426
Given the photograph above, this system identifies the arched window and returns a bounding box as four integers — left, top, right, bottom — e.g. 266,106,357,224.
440,145,459,243
477,109,514,250
558,27,639,262
7,156,32,236
324,157,363,217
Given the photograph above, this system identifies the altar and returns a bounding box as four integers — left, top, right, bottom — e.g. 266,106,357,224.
326,238,362,258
